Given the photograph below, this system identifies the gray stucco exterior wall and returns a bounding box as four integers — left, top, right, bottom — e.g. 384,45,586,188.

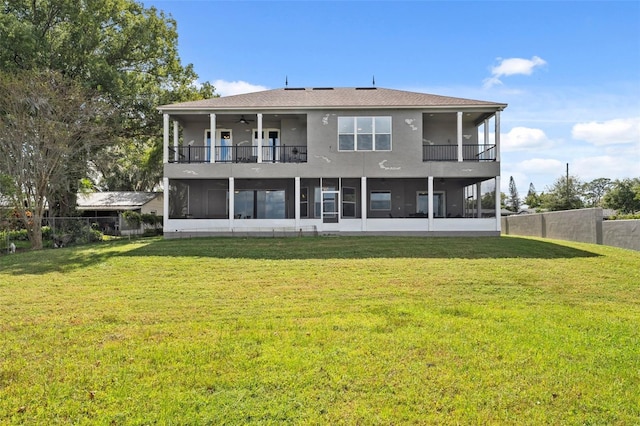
603,220,640,251
502,208,602,244
166,109,499,180
502,208,640,251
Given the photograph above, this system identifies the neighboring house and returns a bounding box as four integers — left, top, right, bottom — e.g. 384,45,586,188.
0,196,11,215
158,87,506,237
77,192,163,235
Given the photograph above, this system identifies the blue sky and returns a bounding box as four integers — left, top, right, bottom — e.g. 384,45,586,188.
145,0,639,195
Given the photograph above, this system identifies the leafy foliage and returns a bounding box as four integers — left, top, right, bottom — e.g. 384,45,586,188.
524,182,541,208
540,175,584,211
603,178,640,214
141,213,162,227
0,225,101,246
507,176,520,212
582,178,612,207
122,211,142,229
0,0,215,194
0,70,115,249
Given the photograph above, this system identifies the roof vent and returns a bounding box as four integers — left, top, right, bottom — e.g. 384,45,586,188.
284,87,305,91
312,87,334,90
355,87,377,90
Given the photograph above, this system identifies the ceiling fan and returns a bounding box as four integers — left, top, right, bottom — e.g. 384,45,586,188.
237,115,253,125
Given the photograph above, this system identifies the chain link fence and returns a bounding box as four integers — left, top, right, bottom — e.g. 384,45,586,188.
43,216,117,246
2,214,163,251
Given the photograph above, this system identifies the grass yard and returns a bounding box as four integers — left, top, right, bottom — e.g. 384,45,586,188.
1,236,639,424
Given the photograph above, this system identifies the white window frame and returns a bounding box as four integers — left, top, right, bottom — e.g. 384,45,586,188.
434,191,446,218
338,117,392,152
253,128,280,162
370,191,392,211
233,189,287,219
342,186,357,218
300,187,309,218
416,191,429,215
205,129,233,162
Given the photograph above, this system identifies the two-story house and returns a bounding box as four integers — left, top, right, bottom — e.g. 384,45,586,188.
159,87,506,237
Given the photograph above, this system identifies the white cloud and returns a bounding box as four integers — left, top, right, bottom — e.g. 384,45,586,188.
500,127,553,152
213,80,268,97
484,56,547,88
572,155,640,182
571,117,640,145
517,158,565,175
501,159,566,194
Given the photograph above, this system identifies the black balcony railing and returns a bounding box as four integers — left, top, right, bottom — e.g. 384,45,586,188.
169,145,307,164
261,145,308,163
168,145,211,163
423,144,496,162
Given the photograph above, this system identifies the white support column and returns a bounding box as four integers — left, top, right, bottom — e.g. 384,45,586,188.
257,113,263,163
361,177,367,231
495,176,502,232
163,113,169,164
428,176,434,231
209,113,216,163
228,177,235,227
484,118,490,145
476,182,482,218
173,120,179,162
495,111,501,162
295,177,301,229
457,111,463,162
163,177,169,231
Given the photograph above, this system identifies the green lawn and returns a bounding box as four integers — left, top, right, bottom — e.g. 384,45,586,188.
1,236,639,424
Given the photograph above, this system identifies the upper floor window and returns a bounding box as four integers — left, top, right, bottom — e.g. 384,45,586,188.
338,117,391,151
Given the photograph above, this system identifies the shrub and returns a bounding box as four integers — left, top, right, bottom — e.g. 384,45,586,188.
122,211,142,229
42,226,53,240
87,229,103,243
608,213,640,220
7,229,29,241
143,228,163,237
141,213,162,227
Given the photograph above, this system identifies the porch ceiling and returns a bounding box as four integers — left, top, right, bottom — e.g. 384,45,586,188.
172,113,306,126
423,111,493,125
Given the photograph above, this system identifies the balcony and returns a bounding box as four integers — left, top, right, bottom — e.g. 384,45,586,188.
168,145,307,164
423,144,496,162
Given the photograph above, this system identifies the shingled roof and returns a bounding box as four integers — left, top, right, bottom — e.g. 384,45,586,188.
158,87,506,111
77,192,161,211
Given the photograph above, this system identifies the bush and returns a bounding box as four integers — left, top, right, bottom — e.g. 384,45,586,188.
1,223,102,248
141,213,161,227
42,226,53,240
87,229,103,243
7,229,29,241
608,213,640,220
143,228,163,237
122,211,142,229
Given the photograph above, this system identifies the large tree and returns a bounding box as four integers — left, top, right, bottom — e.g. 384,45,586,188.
0,71,115,249
524,182,541,208
0,0,214,196
507,176,520,212
541,175,584,211
582,178,612,207
603,178,640,214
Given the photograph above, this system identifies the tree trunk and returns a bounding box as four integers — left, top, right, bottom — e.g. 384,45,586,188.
26,219,43,250
50,189,78,218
